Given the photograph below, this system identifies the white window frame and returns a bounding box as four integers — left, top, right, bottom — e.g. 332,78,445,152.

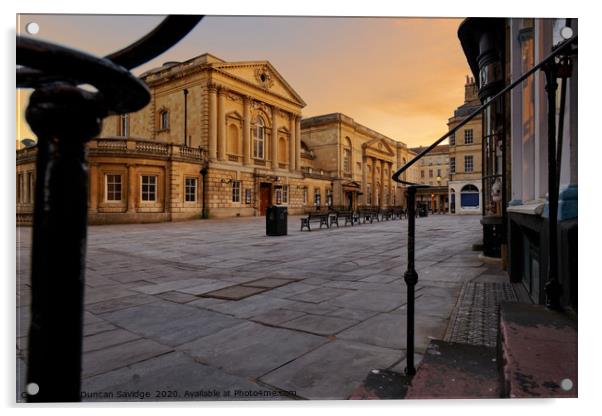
450,157,456,174
184,177,197,202
105,174,123,202
253,117,265,159
464,155,474,173
141,175,158,202
232,180,241,203
464,129,474,144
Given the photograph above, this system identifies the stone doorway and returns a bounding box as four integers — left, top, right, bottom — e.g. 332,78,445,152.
259,182,272,216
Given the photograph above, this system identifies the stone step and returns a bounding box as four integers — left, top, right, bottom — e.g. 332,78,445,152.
405,340,501,399
499,302,577,398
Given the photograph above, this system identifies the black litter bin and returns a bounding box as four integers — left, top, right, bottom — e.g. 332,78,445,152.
266,205,288,236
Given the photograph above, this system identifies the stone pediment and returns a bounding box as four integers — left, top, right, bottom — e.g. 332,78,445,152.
213,61,306,107
364,138,396,158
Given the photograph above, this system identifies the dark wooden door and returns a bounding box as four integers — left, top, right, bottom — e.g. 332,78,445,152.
259,183,271,216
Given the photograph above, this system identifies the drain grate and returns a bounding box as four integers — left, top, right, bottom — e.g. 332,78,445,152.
445,282,517,347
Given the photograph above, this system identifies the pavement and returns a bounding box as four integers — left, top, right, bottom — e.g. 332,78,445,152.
16,213,508,401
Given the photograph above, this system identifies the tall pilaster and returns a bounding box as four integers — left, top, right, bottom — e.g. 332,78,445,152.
271,106,278,170
243,96,251,165
379,159,385,207
361,156,368,205
88,164,98,214
217,87,226,161
388,162,394,206
295,116,301,170
127,164,137,213
208,84,217,161
289,114,295,173
371,157,377,206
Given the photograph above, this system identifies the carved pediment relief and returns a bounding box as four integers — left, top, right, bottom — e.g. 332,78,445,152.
363,138,395,158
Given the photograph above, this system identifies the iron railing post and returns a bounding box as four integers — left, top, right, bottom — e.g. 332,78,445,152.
544,62,562,310
25,83,103,402
404,185,418,376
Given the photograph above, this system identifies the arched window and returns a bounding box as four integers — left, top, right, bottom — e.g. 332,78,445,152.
460,184,479,208
278,137,287,164
159,110,169,130
227,124,239,156
343,137,352,173
253,116,265,159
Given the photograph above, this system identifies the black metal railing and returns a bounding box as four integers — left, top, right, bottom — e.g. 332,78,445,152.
391,35,577,376
17,15,202,402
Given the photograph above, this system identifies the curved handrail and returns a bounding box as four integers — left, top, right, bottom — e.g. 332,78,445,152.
392,35,578,186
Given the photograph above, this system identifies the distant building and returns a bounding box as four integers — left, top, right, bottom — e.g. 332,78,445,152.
447,76,483,214
408,144,450,213
302,113,415,210
17,54,413,225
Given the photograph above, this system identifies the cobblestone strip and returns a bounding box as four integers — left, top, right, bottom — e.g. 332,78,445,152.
444,282,517,347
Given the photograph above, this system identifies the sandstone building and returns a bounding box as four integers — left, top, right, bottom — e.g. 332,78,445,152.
447,76,483,214
408,145,450,213
17,53,414,224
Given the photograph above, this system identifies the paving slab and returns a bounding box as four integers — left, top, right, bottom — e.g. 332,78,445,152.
133,278,210,295
243,278,297,289
202,285,267,300
87,293,156,314
178,321,328,378
260,339,400,399
328,289,404,312
177,280,237,296
287,287,355,304
83,328,141,353
156,290,199,304
250,309,307,325
99,301,244,346
82,352,285,402
83,338,173,378
207,294,300,318
278,314,358,335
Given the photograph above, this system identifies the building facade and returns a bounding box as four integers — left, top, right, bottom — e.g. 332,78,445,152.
301,113,415,210
447,76,483,215
408,145,450,213
17,54,413,225
458,17,577,308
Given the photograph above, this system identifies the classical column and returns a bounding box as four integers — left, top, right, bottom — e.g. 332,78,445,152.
388,162,394,206
289,114,295,173
379,159,385,207
371,157,377,206
361,156,368,205
295,116,301,170
243,96,251,165
208,84,217,161
23,172,30,205
127,164,137,213
271,106,278,170
217,87,226,161
88,164,98,213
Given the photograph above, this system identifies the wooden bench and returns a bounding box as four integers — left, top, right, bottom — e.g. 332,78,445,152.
300,212,329,231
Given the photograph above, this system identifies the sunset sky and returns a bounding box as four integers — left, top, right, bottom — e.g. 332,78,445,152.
17,14,470,148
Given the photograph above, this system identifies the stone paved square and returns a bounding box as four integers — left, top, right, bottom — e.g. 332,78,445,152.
16,214,501,400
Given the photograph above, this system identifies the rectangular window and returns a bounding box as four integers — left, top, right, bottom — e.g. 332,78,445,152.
450,157,456,174
106,174,122,201
429,169,433,178
314,188,321,206
464,129,474,144
283,185,289,204
343,149,351,173
275,187,282,205
421,170,425,178
437,168,441,177
119,114,129,137
449,132,455,145
327,189,333,206
185,177,197,202
464,155,474,173
141,175,157,201
232,180,241,203
303,187,308,205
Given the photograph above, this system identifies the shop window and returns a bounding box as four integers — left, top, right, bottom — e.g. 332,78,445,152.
460,184,479,208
